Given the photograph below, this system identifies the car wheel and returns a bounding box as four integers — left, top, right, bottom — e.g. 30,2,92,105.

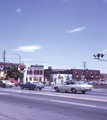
21,87,24,89
10,86,12,88
82,91,86,94
65,91,68,93
55,87,59,92
39,88,41,90
16,85,17,87
31,87,34,90
72,88,76,93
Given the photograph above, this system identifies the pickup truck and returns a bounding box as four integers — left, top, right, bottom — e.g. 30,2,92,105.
19,82,37,90
0,81,6,87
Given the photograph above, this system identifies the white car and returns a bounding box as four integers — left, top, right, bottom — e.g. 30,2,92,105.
2,80,15,88
52,81,93,94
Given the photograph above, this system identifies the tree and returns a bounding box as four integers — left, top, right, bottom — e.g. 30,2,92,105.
4,66,23,80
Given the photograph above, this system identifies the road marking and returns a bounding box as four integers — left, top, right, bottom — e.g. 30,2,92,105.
50,100,96,108
0,89,107,102
0,93,9,94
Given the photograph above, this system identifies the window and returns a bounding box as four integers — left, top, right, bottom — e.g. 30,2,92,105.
34,70,36,75
37,70,39,74
40,70,43,75
30,77,32,81
91,72,93,77
95,72,97,77
76,71,78,77
27,70,30,74
39,77,41,82
34,77,36,81
30,70,32,75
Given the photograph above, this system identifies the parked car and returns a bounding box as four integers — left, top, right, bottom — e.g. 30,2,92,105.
8,78,19,87
51,82,55,86
2,80,15,88
42,81,50,86
31,81,45,90
0,81,6,87
46,81,50,86
52,81,93,94
19,82,37,90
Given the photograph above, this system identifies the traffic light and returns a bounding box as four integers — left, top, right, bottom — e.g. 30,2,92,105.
93,54,96,57
97,54,100,58
93,49,107,61
101,54,104,58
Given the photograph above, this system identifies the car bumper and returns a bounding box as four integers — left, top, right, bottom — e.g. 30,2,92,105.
81,89,92,92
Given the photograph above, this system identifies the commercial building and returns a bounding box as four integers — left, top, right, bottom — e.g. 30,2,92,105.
100,73,107,81
72,69,100,81
44,67,101,84
27,65,44,82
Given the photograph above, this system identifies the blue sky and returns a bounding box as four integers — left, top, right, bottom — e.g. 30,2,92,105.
0,0,107,73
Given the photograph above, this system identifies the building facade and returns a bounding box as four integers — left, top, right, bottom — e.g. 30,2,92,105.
72,69,100,81
27,65,44,82
44,67,101,84
100,73,107,81
44,68,72,84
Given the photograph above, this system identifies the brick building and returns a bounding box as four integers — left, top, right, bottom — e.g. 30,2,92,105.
44,67,101,84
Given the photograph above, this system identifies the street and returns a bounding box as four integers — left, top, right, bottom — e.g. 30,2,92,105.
0,86,107,120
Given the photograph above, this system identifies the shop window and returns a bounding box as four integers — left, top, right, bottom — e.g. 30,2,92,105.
39,77,41,82
30,77,32,81
34,77,36,81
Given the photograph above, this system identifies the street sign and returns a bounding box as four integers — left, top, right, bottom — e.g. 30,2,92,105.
18,64,26,73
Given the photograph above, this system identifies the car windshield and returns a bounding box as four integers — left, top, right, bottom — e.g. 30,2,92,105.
3,81,11,83
33,82,41,84
74,82,88,85
63,82,88,85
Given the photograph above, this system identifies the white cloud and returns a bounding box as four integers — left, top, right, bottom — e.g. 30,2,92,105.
16,8,22,13
66,27,87,33
14,45,42,52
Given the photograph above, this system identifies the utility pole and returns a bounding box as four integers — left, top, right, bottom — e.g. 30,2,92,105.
83,62,86,70
83,62,86,81
3,50,6,64
93,49,107,84
2,50,6,80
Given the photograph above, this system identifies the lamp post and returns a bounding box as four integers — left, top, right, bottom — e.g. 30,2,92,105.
86,69,88,82
12,52,21,64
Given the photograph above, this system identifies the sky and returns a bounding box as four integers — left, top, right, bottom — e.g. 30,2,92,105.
0,0,107,73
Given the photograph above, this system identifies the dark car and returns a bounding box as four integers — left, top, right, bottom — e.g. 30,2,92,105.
31,82,45,90
19,82,37,90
